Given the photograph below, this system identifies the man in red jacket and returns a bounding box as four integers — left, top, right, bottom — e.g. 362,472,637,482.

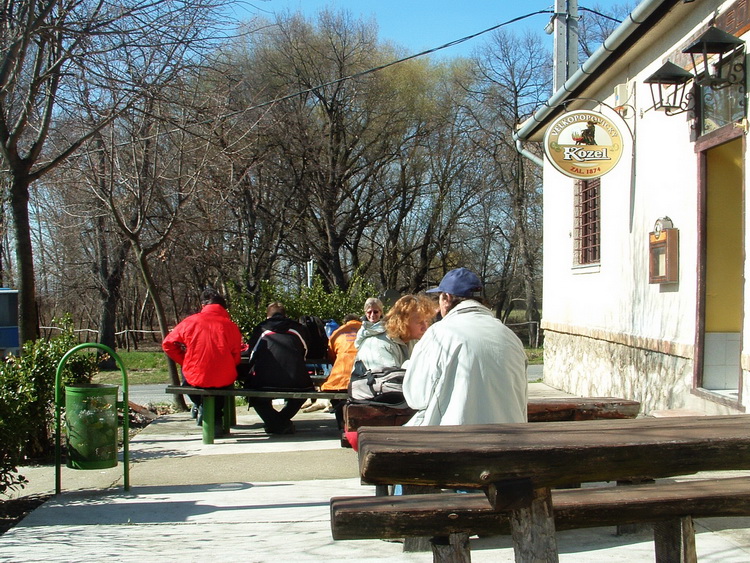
162,288,243,435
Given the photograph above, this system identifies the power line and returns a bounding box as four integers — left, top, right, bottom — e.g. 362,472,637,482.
239,10,553,114
106,9,558,142
579,7,622,24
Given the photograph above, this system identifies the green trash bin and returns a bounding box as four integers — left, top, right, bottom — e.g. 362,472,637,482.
65,384,119,470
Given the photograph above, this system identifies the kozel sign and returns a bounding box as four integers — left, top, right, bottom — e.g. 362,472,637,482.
543,110,624,179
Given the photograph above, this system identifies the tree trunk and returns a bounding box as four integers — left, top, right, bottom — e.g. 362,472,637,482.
97,235,131,369
514,158,541,348
10,175,39,345
133,245,186,410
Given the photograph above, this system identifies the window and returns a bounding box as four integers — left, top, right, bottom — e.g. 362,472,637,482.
574,178,600,265
698,54,746,136
700,80,745,135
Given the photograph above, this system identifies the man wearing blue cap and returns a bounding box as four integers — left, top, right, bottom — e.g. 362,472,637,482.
403,268,528,426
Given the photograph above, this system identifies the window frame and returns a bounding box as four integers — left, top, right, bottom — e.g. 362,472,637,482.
574,178,601,266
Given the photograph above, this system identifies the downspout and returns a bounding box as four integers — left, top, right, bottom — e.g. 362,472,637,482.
516,138,544,167
514,0,673,164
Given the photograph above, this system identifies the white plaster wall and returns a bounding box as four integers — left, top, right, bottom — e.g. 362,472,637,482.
541,0,750,411
542,110,697,346
543,21,707,347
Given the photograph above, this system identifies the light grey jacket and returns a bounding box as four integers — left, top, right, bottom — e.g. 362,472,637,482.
403,300,528,426
354,320,409,371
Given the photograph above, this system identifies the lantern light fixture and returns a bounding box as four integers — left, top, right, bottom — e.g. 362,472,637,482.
643,26,745,115
682,26,745,88
644,62,694,115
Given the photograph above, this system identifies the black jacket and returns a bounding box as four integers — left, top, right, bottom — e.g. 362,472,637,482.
244,314,313,390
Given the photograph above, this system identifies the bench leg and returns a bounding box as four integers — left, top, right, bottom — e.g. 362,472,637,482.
403,484,442,552
223,396,232,434
509,487,559,563
431,533,471,563
374,485,389,496
654,516,696,563
202,397,215,444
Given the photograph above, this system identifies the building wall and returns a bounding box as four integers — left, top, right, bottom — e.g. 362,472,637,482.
543,331,739,415
540,0,748,413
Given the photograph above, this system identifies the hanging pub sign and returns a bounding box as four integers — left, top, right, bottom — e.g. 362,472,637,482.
543,109,624,180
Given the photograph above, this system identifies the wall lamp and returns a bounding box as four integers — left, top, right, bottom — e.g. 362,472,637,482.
683,26,745,88
644,26,745,115
644,61,694,115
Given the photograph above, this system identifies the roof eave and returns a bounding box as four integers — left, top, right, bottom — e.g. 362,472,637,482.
515,0,685,143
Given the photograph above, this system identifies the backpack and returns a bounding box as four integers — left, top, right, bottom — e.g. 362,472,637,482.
299,315,328,360
348,361,408,407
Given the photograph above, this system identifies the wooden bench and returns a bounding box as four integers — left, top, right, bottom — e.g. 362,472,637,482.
349,415,750,562
343,397,641,433
331,476,750,561
342,397,642,451
165,385,348,444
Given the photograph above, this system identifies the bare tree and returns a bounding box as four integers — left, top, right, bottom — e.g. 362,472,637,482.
0,0,229,344
81,92,218,406
468,30,550,343
578,3,633,60
240,11,432,290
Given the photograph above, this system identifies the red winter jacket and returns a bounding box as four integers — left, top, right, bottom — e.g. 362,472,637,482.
162,304,243,388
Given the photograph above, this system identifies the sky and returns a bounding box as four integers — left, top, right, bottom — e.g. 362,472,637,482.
232,1,631,59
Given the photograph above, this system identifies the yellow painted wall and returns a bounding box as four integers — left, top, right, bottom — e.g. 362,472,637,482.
705,138,743,332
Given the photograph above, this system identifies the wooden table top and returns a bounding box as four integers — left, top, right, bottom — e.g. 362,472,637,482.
357,415,750,490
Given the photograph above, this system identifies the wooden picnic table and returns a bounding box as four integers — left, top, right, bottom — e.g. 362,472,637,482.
357,415,750,562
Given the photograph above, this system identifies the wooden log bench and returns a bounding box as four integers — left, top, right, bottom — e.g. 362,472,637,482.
344,397,641,432
165,385,348,444
342,397,642,449
330,476,750,561
349,415,750,562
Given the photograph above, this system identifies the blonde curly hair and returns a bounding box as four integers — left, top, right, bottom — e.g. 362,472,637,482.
384,294,436,341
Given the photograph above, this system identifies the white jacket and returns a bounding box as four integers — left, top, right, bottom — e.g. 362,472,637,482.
354,321,409,371
403,300,528,426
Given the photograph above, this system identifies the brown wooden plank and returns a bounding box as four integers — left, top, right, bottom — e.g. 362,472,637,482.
344,403,416,431
527,397,640,421
165,385,348,400
344,398,640,432
357,415,750,489
330,476,750,540
401,484,442,552
331,492,506,540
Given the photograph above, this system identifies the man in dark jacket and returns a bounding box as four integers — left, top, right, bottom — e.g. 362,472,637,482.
245,302,314,434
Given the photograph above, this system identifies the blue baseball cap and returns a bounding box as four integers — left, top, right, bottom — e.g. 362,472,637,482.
426,268,483,298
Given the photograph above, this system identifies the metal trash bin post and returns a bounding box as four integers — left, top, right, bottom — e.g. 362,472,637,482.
54,343,130,493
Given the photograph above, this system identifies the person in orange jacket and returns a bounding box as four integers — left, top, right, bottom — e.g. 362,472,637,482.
323,314,362,391
320,314,362,427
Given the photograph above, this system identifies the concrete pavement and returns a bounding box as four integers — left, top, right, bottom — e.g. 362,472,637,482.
2,383,750,562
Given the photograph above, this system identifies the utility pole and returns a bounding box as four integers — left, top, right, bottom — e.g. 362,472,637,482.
306,259,314,288
551,0,579,92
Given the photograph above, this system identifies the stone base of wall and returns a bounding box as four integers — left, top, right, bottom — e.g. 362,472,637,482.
543,331,695,415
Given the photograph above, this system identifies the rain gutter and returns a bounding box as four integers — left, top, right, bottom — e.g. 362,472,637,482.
514,0,676,166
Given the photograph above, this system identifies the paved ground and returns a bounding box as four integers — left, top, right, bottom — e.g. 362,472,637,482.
2,382,750,562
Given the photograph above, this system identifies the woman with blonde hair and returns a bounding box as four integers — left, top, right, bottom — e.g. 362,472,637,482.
346,294,435,450
355,294,435,371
